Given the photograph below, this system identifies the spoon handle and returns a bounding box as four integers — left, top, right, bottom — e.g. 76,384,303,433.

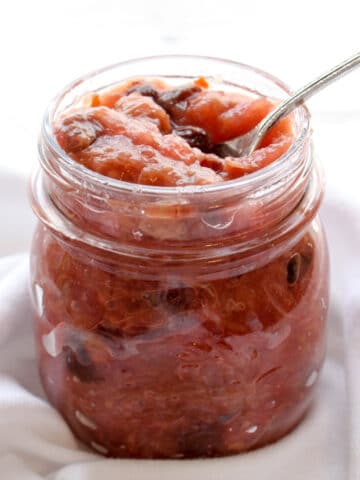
247,51,360,155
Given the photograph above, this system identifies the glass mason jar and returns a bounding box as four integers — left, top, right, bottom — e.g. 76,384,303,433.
30,56,329,458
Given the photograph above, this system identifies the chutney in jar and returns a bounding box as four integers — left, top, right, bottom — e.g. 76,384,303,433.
30,56,329,458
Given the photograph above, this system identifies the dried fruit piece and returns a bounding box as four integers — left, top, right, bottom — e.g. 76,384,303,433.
127,83,159,101
157,85,201,114
287,253,301,285
63,345,103,383
164,287,196,311
173,125,211,152
177,422,223,457
55,113,103,153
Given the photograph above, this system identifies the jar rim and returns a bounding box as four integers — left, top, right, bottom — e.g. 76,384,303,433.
41,54,311,198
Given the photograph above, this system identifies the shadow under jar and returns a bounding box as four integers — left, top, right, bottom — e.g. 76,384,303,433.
30,56,329,458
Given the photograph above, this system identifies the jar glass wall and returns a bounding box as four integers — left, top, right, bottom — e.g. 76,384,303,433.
30,56,329,458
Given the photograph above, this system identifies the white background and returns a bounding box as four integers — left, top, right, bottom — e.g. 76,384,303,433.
0,0,359,254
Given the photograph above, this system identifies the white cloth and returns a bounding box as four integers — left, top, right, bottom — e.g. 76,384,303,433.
0,172,359,480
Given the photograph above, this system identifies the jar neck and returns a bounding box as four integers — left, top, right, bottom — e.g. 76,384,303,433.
32,132,322,277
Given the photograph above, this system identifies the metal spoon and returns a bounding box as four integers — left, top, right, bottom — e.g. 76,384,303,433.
216,52,360,158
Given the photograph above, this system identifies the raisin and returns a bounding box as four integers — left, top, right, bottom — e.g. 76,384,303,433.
63,345,103,383
164,287,195,311
177,423,223,457
287,253,301,285
157,85,201,113
127,84,159,101
59,118,103,153
173,125,212,152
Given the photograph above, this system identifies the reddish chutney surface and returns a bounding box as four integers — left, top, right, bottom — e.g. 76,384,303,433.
54,77,294,186
31,77,328,459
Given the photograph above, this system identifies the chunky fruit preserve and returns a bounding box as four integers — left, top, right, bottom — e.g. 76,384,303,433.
54,76,293,186
30,56,329,458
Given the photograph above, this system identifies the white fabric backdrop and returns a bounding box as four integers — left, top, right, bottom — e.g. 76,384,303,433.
0,1,359,478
